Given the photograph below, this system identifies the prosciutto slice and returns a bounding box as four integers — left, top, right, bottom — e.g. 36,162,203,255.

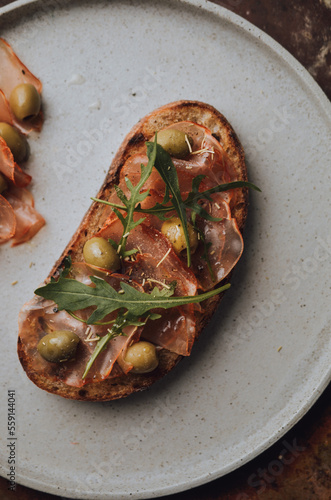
190,194,243,290
0,194,16,242
4,186,45,246
125,253,197,356
119,153,165,195
0,90,14,126
97,219,196,290
96,217,198,356
0,38,43,133
116,122,239,216
118,148,210,201
0,137,31,187
0,38,45,245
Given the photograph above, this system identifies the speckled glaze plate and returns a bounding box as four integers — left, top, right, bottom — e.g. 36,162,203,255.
0,0,330,498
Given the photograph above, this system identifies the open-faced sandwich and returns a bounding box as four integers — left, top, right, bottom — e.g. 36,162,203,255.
17,100,258,401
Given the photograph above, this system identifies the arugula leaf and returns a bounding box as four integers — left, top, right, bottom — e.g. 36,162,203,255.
105,137,158,258
93,179,260,219
138,178,260,219
35,274,230,325
146,141,192,266
82,310,131,379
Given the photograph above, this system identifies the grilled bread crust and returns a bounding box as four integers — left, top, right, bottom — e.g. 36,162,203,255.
18,101,248,401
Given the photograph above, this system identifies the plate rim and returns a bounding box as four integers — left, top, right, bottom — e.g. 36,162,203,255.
0,0,330,499
2,0,330,118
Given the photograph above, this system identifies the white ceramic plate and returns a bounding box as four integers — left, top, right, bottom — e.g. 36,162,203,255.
0,1,330,498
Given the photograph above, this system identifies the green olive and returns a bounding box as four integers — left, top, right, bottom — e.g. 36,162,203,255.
124,341,159,374
157,128,193,158
37,330,80,363
0,122,29,163
83,237,120,271
161,216,199,255
0,173,8,194
9,83,41,121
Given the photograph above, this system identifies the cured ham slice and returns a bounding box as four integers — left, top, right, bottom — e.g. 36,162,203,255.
97,219,197,291
0,38,43,133
124,240,197,295
7,184,34,206
142,305,195,356
0,137,31,187
125,253,197,356
119,154,166,196
0,90,14,125
191,194,243,290
0,194,16,242
136,191,243,292
0,39,45,245
167,123,237,204
96,216,199,356
118,149,210,200
63,323,139,387
166,121,238,182
5,186,45,246
116,122,238,210
0,38,42,96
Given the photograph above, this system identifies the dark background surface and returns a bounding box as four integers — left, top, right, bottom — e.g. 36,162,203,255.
0,0,330,499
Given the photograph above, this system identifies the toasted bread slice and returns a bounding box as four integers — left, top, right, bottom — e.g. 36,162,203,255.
18,100,248,401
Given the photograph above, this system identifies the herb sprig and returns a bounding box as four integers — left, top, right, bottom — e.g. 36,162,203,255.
35,273,230,325
92,142,260,266
106,137,158,258
35,266,230,377
93,178,259,220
